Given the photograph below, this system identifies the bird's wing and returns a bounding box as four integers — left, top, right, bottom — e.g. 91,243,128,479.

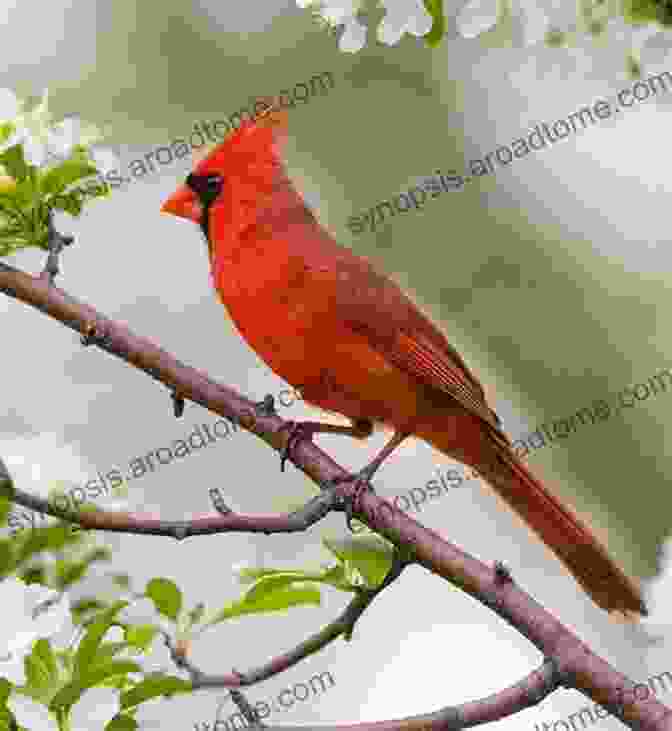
327,252,504,434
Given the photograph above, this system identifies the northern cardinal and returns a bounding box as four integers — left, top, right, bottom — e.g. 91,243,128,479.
161,100,646,617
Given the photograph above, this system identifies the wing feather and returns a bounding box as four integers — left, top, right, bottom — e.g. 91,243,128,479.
325,253,505,435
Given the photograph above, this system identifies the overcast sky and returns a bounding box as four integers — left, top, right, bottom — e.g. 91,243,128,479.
2,1,672,729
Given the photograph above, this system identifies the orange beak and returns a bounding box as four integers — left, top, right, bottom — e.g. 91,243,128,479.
160,184,203,223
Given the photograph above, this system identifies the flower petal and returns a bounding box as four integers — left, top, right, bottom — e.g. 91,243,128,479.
456,0,501,38
0,89,21,122
0,652,28,685
89,145,120,176
406,3,434,36
46,116,80,160
71,687,119,728
377,15,407,45
19,133,46,167
8,693,59,731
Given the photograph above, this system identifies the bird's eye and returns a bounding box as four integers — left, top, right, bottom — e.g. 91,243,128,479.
185,173,223,197
204,174,222,193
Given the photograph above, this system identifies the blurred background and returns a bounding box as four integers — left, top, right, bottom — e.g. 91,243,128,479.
1,0,672,728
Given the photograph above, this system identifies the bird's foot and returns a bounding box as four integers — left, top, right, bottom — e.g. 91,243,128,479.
275,420,323,472
253,394,277,418
169,387,186,418
321,467,378,533
276,418,374,473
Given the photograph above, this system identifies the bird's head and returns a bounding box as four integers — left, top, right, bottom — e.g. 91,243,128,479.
160,97,289,233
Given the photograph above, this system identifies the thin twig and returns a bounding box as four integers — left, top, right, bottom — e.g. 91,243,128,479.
159,551,409,691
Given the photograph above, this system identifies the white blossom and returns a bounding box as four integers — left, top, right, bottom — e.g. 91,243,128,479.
0,87,119,174
0,577,70,685
456,0,551,45
296,0,434,52
0,88,23,127
378,0,433,46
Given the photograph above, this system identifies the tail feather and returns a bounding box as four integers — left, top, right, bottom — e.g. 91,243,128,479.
432,427,647,617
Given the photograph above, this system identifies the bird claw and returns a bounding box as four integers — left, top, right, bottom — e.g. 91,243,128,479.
253,393,277,418
170,388,186,418
276,420,310,472
322,471,377,533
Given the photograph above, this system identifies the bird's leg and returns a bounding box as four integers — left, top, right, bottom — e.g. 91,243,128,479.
276,417,374,472
325,430,410,532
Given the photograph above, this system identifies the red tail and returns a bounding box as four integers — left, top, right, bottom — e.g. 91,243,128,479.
429,427,646,616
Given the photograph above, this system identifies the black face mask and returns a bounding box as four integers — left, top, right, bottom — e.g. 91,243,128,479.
185,173,223,242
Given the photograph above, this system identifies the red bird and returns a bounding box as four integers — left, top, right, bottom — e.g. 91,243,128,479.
161,100,646,618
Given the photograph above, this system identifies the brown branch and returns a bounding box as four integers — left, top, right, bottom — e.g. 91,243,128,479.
159,550,409,691
203,660,566,731
0,472,344,538
1,261,671,731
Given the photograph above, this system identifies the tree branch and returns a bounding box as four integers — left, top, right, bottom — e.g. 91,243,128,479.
202,660,566,731
0,472,344,538
160,551,409,691
1,262,670,731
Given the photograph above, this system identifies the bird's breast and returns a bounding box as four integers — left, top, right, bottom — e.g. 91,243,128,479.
212,244,337,386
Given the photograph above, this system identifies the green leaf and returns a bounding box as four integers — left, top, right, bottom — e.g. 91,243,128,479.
0,678,11,706
50,660,141,711
93,641,129,663
111,574,131,590
84,547,113,562
0,540,13,578
0,122,14,146
101,673,135,691
124,625,158,654
623,0,668,24
82,660,141,689
54,649,73,675
23,659,50,698
74,600,128,677
48,190,83,217
206,580,321,625
422,0,446,47
322,534,394,589
105,714,138,731
31,640,58,685
0,495,10,527
187,602,205,626
39,158,98,196
318,563,353,591
55,548,112,589
242,572,323,603
120,674,192,710
55,561,87,589
18,565,48,586
0,707,14,731
21,638,63,704
70,598,109,625
144,578,182,621
0,145,29,182
14,522,82,566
